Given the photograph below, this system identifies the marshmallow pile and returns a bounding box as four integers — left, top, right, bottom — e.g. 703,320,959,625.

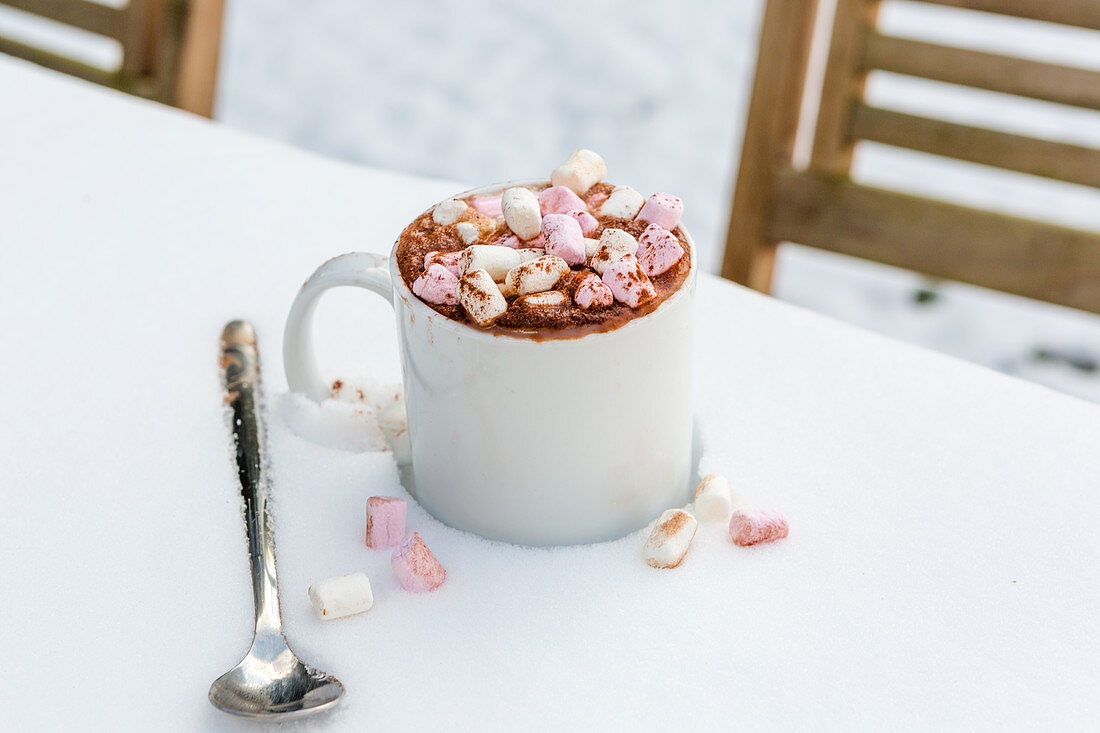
308,495,447,621
411,150,687,328
642,473,790,569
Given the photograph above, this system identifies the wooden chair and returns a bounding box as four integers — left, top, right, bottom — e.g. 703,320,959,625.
0,0,224,116
722,0,1100,313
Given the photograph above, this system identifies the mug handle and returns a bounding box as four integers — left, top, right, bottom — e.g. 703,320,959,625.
283,252,393,402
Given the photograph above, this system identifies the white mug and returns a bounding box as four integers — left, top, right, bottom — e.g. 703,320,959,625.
283,180,696,546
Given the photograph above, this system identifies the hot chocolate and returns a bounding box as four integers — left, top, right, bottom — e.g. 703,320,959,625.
394,150,693,339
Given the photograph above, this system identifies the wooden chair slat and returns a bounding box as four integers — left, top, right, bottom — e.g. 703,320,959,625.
851,104,1100,189
911,0,1100,32
864,33,1100,112
0,35,117,84
0,0,222,116
769,167,1100,313
1,0,121,39
721,0,821,288
809,0,881,174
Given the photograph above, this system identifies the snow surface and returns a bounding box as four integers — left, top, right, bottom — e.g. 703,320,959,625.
1,58,1098,730
213,0,1100,403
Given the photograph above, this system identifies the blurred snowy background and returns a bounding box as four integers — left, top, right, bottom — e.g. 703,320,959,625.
4,0,1100,399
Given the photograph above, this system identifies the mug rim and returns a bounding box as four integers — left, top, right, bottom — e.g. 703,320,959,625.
388,178,698,344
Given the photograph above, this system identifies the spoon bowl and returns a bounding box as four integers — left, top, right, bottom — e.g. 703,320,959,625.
209,634,344,718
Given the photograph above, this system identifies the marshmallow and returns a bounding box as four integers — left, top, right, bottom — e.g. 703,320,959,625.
423,250,463,277
636,192,683,230
590,228,639,274
583,237,601,258
541,213,586,266
600,185,646,220
391,532,446,592
550,149,607,194
308,572,374,620
469,194,503,219
366,496,407,549
497,232,546,250
456,222,481,245
379,398,411,465
502,187,542,240
567,209,599,235
516,247,546,264
459,244,521,281
432,198,468,225
637,223,685,277
505,255,570,295
602,254,656,307
516,290,567,307
573,272,614,309
692,474,733,522
497,279,517,298
412,264,460,305
538,185,587,215
586,190,610,210
643,508,698,569
459,268,509,326
730,510,789,546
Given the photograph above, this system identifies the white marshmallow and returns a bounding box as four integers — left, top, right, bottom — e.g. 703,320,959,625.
693,474,733,522
516,247,546,264
501,187,542,240
516,290,566,307
599,185,645,220
590,228,639,274
643,509,698,569
497,279,517,299
432,198,468,225
459,244,521,281
550,149,607,194
584,237,601,258
459,268,509,326
308,572,374,620
504,255,570,295
456,222,481,245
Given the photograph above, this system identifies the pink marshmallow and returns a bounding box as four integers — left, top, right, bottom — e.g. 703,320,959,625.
636,192,683,230
573,272,614,309
601,254,656,307
365,496,407,549
729,510,789,547
469,194,503,219
391,532,447,592
566,209,598,235
424,250,463,277
586,190,610,210
496,232,544,249
636,223,685,276
412,264,460,305
541,213,586,266
538,185,587,215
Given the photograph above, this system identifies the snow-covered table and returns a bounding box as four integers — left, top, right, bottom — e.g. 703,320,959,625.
1,56,1098,731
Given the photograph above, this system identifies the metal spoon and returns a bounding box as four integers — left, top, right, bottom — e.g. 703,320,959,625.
209,320,344,718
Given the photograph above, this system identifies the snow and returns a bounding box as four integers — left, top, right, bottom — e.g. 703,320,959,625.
2,58,1098,729
215,0,1100,404
276,376,403,453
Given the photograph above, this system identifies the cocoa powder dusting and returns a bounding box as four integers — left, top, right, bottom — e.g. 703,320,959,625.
395,182,692,340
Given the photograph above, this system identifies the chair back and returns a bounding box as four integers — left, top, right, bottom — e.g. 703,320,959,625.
0,0,223,116
723,0,1100,313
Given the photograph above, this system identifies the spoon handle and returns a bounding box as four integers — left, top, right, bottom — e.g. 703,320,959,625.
220,320,283,636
